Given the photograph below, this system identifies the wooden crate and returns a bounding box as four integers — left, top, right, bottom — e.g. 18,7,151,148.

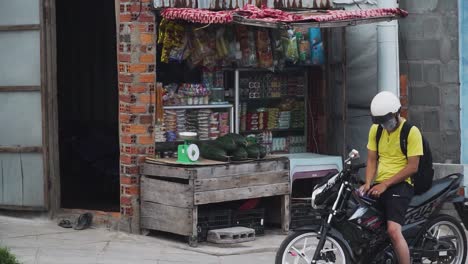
140,157,291,246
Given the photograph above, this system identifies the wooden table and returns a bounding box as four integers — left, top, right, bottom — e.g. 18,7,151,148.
140,157,291,247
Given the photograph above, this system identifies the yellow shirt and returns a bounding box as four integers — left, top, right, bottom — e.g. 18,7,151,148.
367,120,423,185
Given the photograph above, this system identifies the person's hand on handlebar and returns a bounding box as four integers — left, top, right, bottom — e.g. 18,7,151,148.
358,183,371,197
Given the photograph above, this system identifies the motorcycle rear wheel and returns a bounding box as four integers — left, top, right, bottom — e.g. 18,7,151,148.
275,231,351,264
416,214,467,264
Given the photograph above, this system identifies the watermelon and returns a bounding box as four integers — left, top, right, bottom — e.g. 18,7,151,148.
215,135,237,152
246,145,260,159
200,143,229,161
231,147,248,161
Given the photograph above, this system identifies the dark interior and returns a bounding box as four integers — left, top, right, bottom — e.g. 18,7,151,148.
56,0,120,211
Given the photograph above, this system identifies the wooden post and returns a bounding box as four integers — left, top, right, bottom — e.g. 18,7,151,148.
189,205,198,247
281,194,290,234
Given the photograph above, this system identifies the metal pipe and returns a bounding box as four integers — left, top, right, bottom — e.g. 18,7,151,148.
235,69,240,133
377,0,400,95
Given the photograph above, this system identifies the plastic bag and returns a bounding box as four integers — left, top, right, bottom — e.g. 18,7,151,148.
281,29,298,64
256,28,274,70
237,25,258,67
270,30,285,71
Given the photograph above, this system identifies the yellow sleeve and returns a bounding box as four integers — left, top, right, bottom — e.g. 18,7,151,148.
367,124,378,151
407,126,424,157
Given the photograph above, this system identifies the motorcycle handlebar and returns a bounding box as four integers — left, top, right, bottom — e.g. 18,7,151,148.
350,163,367,171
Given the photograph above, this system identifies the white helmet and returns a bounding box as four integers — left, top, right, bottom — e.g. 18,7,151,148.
370,91,401,124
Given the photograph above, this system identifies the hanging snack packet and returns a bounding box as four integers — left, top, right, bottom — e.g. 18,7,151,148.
296,31,311,64
236,25,258,67
281,29,298,64
270,30,285,71
168,23,188,63
256,28,274,70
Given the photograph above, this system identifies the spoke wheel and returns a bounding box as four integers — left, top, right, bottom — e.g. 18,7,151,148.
275,231,350,264
417,215,467,264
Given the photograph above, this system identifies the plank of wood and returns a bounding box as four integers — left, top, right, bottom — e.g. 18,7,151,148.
140,201,193,236
0,86,41,92
189,206,198,247
141,176,193,208
194,171,289,192
142,163,192,179
194,182,290,205
0,24,41,31
0,146,42,153
194,159,289,179
281,195,291,233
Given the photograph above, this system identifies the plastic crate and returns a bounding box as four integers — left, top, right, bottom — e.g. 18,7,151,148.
233,208,265,235
290,201,324,229
197,209,232,242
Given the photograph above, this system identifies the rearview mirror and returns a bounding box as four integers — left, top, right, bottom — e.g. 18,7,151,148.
348,149,360,160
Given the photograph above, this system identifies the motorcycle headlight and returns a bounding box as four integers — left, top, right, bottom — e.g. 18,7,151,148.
311,173,340,209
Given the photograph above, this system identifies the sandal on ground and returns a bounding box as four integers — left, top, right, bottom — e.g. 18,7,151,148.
58,219,73,228
74,213,93,230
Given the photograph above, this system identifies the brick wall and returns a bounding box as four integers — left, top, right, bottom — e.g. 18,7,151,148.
399,0,460,163
117,0,156,233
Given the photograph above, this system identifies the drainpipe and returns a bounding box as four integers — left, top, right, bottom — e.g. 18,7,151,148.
377,0,400,95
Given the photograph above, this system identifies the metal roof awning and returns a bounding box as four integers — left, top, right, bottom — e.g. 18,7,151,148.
160,6,408,29
233,13,405,29
232,7,408,29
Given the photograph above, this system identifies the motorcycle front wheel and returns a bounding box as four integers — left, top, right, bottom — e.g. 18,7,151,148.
416,214,467,264
275,231,351,264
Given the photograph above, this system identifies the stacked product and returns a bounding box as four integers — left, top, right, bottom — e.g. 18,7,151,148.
219,112,230,136
272,137,288,153
291,102,305,129
258,131,272,154
176,109,186,132
289,136,306,153
186,110,198,133
257,109,268,130
246,112,259,131
209,112,220,140
154,124,166,142
278,111,291,129
197,109,212,140
268,76,281,98
164,110,178,142
267,108,279,129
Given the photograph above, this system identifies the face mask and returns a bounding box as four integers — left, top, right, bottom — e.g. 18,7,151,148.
381,117,397,131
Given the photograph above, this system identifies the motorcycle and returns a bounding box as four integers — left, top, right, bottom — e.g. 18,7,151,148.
276,150,467,264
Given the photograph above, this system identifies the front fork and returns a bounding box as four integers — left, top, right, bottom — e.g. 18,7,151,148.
311,182,348,263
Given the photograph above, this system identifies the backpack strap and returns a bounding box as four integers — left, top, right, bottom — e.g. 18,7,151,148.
376,125,383,155
400,122,413,158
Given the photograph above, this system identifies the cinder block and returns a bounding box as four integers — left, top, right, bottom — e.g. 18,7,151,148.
399,0,438,13
423,63,441,83
423,110,440,132
410,85,440,106
441,60,459,83
207,227,255,244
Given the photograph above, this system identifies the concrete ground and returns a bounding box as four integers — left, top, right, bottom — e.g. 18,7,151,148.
0,215,285,264
2,215,468,264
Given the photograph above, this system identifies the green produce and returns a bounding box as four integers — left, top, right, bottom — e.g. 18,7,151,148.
215,135,237,152
225,133,247,147
231,147,248,161
246,145,261,159
200,143,229,161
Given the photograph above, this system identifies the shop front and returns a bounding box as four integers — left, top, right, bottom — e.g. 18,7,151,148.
137,4,407,245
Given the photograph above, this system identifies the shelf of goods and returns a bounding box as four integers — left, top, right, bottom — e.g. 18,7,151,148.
155,104,234,143
229,68,308,154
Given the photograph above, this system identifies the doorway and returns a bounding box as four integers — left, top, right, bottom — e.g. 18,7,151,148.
55,0,120,211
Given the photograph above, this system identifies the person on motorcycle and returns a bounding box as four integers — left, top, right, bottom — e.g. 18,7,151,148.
360,91,423,264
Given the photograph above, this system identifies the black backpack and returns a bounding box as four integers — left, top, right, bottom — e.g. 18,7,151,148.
376,122,434,195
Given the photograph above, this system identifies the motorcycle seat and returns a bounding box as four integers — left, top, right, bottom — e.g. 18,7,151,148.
409,177,454,207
